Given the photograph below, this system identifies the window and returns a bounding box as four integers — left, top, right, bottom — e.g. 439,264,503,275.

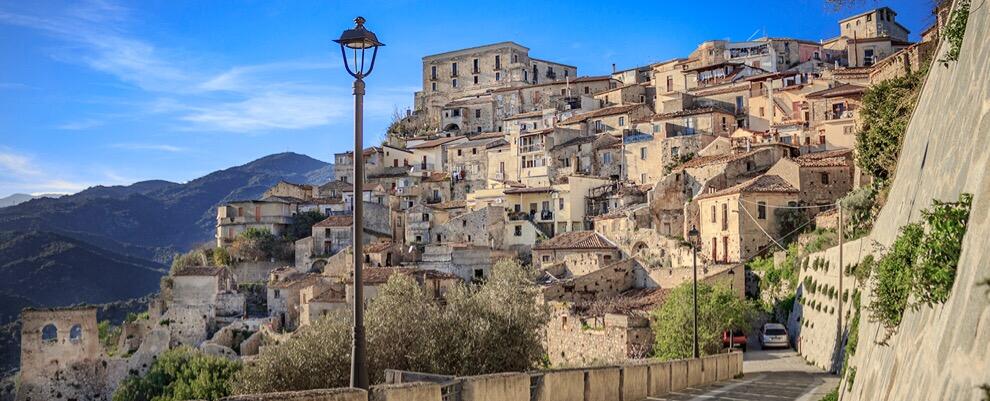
721,203,728,230
711,205,716,223
41,324,57,343
494,55,501,69
475,109,481,118
473,76,479,85
759,107,765,117
457,149,462,156
735,96,744,113
432,82,437,91
640,147,647,160
422,213,430,221
451,62,458,76
819,134,826,145
542,255,550,262
603,153,613,164
671,147,679,157
758,201,767,219
653,124,660,133
821,172,830,185
416,235,422,242
472,58,479,73
523,70,527,81
436,234,442,242
514,225,522,236
452,79,458,88
618,116,625,126
641,173,647,182
558,198,565,210
584,86,590,94
666,76,673,92
495,72,501,81
472,148,477,155
603,255,612,262
431,66,437,80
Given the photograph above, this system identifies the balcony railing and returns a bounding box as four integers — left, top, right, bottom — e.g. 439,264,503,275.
519,143,545,153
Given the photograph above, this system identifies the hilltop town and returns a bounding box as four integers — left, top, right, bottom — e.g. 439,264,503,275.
12,5,965,401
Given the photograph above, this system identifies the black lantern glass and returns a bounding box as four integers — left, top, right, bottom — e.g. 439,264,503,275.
334,16,384,78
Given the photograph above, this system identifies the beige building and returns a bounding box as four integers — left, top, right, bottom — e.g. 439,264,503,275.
557,104,653,137
695,174,799,263
767,149,855,212
414,41,577,122
216,198,297,247
532,230,621,268
805,83,866,151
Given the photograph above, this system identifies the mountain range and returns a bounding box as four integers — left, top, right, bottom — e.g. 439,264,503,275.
0,193,63,208
0,152,333,318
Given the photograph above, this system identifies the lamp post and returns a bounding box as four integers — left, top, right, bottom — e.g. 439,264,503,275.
688,225,700,359
726,268,736,352
334,16,383,391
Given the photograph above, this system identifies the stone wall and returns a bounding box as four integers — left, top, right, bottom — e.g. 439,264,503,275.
786,238,870,372
839,3,990,399
545,308,652,366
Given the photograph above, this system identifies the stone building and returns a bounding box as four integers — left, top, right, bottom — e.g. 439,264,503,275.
695,174,800,263
767,149,855,212
805,83,866,151
544,303,654,366
824,7,913,67
414,41,577,122
216,198,298,247
264,181,316,201
557,104,653,137
17,307,112,401
164,266,244,346
532,230,621,269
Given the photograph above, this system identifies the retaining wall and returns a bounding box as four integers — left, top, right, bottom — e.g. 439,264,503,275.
221,353,743,401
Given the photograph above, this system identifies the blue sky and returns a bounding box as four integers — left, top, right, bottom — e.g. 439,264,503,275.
0,0,932,197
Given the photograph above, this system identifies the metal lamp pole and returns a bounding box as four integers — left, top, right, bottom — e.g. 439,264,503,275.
689,225,700,359
334,16,383,390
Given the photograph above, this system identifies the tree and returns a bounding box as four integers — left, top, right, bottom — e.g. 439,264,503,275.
211,247,231,266
229,228,290,262
232,259,550,394
650,282,754,360
113,346,241,401
287,210,326,241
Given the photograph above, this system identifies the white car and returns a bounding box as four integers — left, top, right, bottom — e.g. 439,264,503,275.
760,323,790,349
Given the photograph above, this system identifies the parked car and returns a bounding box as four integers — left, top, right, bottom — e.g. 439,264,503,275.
722,329,747,351
760,323,790,349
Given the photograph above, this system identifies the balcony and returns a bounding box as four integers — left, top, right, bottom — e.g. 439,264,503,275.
824,110,855,121
519,143,545,153
539,210,553,221
734,106,748,116
410,163,436,173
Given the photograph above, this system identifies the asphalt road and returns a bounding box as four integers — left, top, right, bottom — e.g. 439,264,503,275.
647,343,839,401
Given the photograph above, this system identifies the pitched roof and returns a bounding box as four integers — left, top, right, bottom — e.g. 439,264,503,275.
407,136,465,149
502,110,545,121
310,287,346,303
434,199,467,210
695,174,799,200
314,215,353,228
806,83,867,99
532,231,617,251
557,104,646,126
173,266,224,277
794,149,853,167
677,150,759,170
345,267,460,284
320,180,351,191
504,186,553,194
550,135,597,151
364,241,394,253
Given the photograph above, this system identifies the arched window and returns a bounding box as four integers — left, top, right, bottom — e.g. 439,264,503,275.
69,324,83,343
41,324,58,343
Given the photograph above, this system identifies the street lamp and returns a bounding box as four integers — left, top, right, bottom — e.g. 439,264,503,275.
726,268,736,353
335,16,383,391
688,225,700,359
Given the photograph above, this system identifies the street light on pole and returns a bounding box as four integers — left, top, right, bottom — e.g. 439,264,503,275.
688,225,700,359
334,16,383,391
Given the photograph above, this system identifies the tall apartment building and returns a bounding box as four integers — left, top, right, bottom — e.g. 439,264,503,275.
414,41,577,123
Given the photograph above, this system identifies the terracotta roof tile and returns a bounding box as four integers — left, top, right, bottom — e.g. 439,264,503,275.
806,83,867,99
695,174,799,200
793,148,853,167
407,136,465,149
314,215,353,228
557,104,646,126
533,231,617,251
677,150,758,170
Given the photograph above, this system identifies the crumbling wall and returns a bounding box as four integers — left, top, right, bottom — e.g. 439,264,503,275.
17,307,112,401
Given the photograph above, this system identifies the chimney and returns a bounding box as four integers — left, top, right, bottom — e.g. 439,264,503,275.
612,63,616,74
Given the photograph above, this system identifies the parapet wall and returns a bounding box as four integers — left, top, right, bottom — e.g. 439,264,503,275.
218,353,743,401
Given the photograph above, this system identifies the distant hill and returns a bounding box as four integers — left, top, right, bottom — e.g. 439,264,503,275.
0,152,332,262
0,193,63,208
0,231,165,321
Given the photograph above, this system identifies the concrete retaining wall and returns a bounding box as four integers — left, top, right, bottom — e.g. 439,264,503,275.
221,354,745,401
460,373,529,401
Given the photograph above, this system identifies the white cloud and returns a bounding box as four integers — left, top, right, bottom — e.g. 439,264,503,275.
0,148,41,176
57,118,104,130
111,143,187,152
0,1,368,133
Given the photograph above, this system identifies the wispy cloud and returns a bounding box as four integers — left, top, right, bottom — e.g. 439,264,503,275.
57,118,104,130
111,143,187,152
0,148,94,195
0,1,369,134
0,148,41,176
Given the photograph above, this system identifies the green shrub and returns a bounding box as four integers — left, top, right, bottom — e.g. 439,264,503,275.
98,321,121,356
113,346,241,401
913,193,973,305
846,367,857,390
939,0,970,66
820,386,839,401
852,255,875,284
651,282,754,360
870,223,924,333
856,70,927,187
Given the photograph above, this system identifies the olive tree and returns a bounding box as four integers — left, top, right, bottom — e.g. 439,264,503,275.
651,282,754,360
